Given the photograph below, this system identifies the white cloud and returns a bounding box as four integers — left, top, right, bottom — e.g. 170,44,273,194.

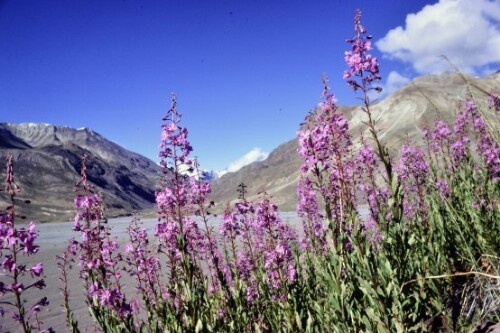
217,148,269,177
382,71,411,96
376,0,500,75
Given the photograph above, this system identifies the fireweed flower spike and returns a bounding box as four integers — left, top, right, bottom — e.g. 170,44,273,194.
343,9,404,225
355,140,390,237
124,214,164,324
155,94,220,329
397,144,430,226
220,199,261,300
155,94,206,281
296,177,327,252
343,9,381,94
0,154,52,333
297,76,356,246
190,160,232,295
221,193,297,303
449,99,500,181
465,99,500,181
72,154,134,330
254,196,297,289
344,9,395,187
451,109,471,164
488,91,500,113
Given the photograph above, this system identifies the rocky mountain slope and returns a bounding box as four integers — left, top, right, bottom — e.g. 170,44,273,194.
0,123,161,222
209,72,500,211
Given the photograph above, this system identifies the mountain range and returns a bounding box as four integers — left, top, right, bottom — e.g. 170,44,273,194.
0,123,161,222
1,72,498,222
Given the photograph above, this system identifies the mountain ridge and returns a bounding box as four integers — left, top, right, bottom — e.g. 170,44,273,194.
0,123,161,222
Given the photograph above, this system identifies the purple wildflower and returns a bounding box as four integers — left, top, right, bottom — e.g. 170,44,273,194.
71,154,132,323
221,209,240,237
297,177,327,251
397,145,429,224
398,145,429,185
436,178,450,198
355,143,390,231
488,91,500,112
222,195,297,298
452,99,500,181
363,218,382,245
430,120,452,153
297,77,356,246
125,215,163,309
343,9,382,94
466,100,500,181
30,263,43,277
155,94,233,317
0,154,51,332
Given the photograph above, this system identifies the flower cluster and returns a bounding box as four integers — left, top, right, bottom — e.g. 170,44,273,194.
71,155,133,322
466,100,500,181
153,93,239,327
488,91,500,113
355,143,390,239
297,177,327,251
297,77,356,245
297,111,351,173
343,9,381,94
444,99,500,181
125,216,162,307
155,94,204,285
427,120,452,153
89,283,130,315
159,96,193,172
220,196,297,301
255,198,297,288
397,145,429,223
0,154,52,333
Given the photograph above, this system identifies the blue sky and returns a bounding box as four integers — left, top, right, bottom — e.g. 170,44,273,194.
1,0,499,173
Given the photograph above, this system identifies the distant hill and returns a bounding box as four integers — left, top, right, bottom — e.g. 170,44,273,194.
209,72,500,211
0,123,161,222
